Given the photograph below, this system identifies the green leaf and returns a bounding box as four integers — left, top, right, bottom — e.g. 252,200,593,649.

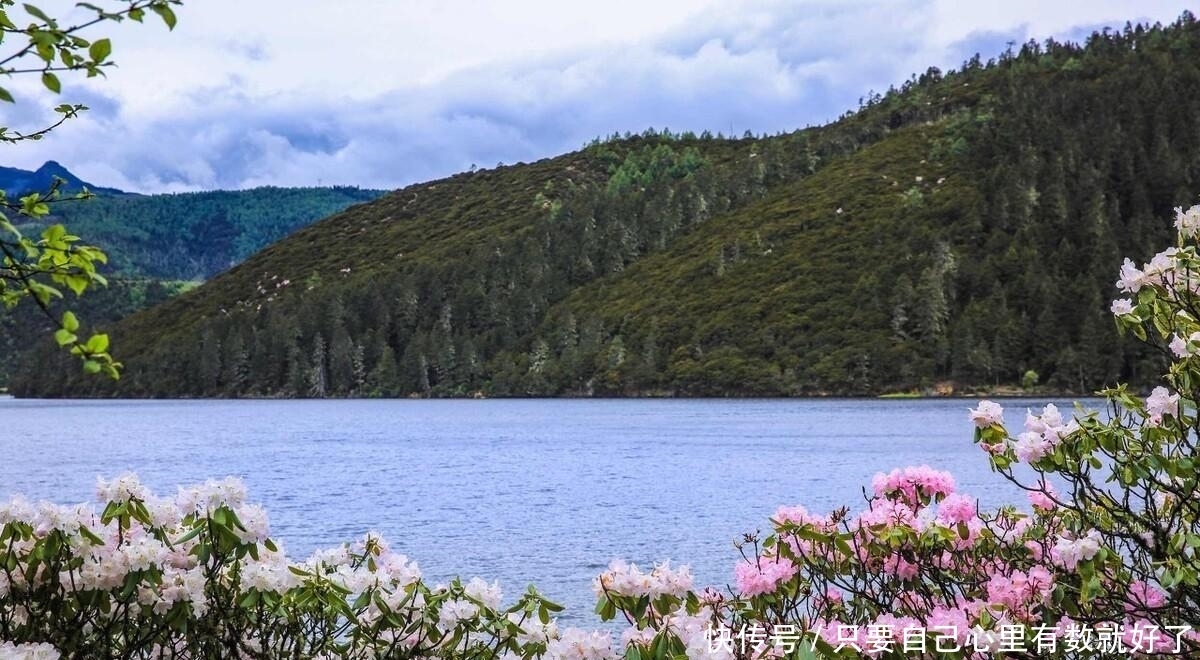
82,360,101,374
54,328,76,346
84,333,109,354
0,87,13,103
23,3,53,24
89,38,112,62
152,5,176,29
41,71,61,94
62,310,79,332
65,275,89,296
174,524,205,545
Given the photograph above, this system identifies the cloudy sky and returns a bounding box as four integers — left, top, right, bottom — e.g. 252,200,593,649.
2,1,1190,193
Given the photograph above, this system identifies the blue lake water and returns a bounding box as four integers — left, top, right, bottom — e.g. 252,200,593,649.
0,397,1098,622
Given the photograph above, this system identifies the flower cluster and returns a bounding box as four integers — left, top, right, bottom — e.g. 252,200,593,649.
0,475,600,659
871,465,956,504
593,559,693,600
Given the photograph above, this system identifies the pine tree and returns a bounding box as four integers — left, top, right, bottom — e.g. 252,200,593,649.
308,334,328,398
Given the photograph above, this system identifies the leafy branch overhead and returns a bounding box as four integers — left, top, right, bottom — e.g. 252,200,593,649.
0,0,184,379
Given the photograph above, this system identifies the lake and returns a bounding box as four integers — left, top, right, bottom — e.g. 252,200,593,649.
0,397,1096,622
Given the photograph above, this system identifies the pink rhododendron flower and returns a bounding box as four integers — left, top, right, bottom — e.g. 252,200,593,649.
1025,403,1060,430
1175,204,1200,236
465,577,503,610
95,473,148,504
1123,620,1185,654
1028,484,1058,511
1167,332,1200,358
1024,539,1045,562
0,642,60,660
985,566,1054,621
733,556,797,597
856,497,920,532
881,555,920,580
871,465,956,504
979,440,1005,455
1020,404,1079,457
1125,580,1167,613
772,504,829,528
936,493,977,525
438,599,479,630
1145,386,1179,426
1110,298,1134,315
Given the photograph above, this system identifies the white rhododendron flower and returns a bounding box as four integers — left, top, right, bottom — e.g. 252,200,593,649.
545,628,615,660
968,400,1004,428
1174,204,1200,237
234,503,270,544
593,559,693,599
1116,258,1148,292
438,598,479,629
1053,531,1102,571
1013,432,1051,463
0,642,61,660
96,473,148,504
464,577,503,610
175,477,248,513
512,613,559,645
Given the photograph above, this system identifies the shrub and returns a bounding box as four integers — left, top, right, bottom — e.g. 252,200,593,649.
0,476,586,659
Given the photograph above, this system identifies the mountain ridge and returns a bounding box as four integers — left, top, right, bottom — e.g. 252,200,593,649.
0,160,127,197
13,12,1200,398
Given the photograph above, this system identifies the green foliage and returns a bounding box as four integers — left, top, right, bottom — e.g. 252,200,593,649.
1021,369,1039,389
1,0,186,379
0,0,181,140
1,175,121,377
19,12,1200,398
38,186,386,280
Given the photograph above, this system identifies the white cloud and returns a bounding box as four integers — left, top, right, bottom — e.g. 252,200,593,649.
2,0,1191,192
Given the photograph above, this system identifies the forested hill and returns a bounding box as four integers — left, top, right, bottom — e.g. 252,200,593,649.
34,186,386,281
15,14,1200,398
0,186,385,388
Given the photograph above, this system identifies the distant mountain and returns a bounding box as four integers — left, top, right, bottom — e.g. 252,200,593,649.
38,186,388,281
13,14,1200,398
0,160,126,197
0,183,388,388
